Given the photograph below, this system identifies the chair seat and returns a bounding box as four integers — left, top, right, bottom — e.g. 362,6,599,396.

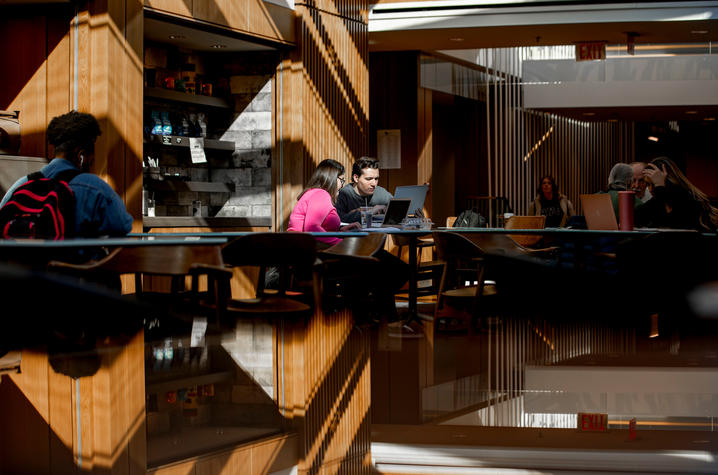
226,295,311,314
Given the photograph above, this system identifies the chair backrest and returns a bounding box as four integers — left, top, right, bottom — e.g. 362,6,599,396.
318,233,385,262
505,215,545,247
432,231,484,262
446,216,457,228
222,232,318,298
460,232,533,259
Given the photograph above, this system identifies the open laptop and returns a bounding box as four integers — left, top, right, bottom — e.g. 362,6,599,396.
365,198,411,229
580,194,618,230
394,185,428,217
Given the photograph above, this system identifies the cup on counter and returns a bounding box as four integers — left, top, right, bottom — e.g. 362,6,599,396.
192,200,202,217
146,198,156,217
359,206,373,228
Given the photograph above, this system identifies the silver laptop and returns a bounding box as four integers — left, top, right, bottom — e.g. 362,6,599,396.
394,185,428,217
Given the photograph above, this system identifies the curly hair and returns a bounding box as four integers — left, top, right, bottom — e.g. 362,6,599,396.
352,156,379,181
47,111,101,159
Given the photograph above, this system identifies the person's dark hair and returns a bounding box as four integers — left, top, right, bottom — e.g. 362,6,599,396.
536,175,558,198
352,156,379,181
298,159,344,202
650,156,718,231
47,111,101,161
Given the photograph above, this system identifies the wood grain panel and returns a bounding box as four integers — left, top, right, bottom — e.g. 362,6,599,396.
144,0,193,17
275,3,368,229
193,0,231,27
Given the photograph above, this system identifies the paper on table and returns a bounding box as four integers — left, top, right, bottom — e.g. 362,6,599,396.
189,137,207,164
190,317,208,347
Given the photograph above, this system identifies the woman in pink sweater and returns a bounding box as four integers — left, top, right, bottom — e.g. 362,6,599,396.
289,159,359,247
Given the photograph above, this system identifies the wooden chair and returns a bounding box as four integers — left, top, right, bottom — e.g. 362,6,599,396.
432,231,497,331
47,244,230,323
318,233,386,316
446,216,457,227
505,215,546,247
461,232,558,260
219,232,319,318
391,233,443,298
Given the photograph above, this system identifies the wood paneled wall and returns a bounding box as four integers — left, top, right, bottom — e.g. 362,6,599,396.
274,0,369,229
1,0,144,227
143,0,296,45
282,308,372,474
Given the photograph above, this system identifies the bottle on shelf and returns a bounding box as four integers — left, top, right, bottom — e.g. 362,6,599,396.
161,111,173,136
151,110,163,135
197,112,207,138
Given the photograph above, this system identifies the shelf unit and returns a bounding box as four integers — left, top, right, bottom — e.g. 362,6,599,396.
145,87,231,109
145,134,235,151
146,370,234,395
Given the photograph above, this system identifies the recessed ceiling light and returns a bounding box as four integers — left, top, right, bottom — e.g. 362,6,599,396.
607,119,618,122
449,38,464,42
691,30,709,34
686,110,698,114
705,117,716,121
211,44,227,49
168,34,185,40
648,136,659,142
583,112,595,116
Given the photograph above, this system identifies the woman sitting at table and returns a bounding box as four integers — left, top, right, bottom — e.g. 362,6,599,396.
288,158,360,248
636,156,718,232
528,175,575,227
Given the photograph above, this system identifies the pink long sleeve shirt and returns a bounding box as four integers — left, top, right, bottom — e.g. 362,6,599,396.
288,188,342,245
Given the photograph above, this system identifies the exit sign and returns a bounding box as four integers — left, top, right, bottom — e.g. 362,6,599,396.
576,42,606,61
577,412,608,432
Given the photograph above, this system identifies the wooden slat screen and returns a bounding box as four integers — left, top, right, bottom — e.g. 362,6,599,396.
479,47,635,216
275,1,369,229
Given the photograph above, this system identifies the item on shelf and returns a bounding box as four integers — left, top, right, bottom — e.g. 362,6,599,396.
163,76,175,90
201,83,212,97
163,338,174,371
166,391,177,404
161,111,172,136
202,384,215,397
151,110,162,135
197,113,207,138
175,78,186,93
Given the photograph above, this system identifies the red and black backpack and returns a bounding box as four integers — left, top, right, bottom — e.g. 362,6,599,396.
0,169,80,240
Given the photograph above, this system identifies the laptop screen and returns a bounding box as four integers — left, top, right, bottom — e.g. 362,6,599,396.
382,198,411,226
394,185,428,217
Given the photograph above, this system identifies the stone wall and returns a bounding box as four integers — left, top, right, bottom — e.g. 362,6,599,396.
214,76,273,219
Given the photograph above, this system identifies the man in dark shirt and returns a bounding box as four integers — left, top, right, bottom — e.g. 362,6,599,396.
335,156,393,223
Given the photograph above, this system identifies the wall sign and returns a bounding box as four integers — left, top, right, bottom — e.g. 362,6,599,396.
577,412,608,432
377,129,401,169
575,42,606,61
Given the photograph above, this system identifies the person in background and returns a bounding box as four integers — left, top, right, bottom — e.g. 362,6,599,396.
630,161,653,203
636,156,718,232
1,111,132,236
288,159,360,248
601,163,642,218
336,156,393,224
528,175,575,227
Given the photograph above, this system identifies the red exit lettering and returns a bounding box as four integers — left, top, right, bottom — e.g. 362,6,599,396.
575,42,606,61
577,412,608,432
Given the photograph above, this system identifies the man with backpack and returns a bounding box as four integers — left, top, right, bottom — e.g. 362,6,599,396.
0,111,132,238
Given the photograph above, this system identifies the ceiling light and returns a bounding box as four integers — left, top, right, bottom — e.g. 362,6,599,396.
449,38,464,42
582,112,595,116
705,117,716,121
607,119,618,122
686,110,698,114
211,44,227,49
168,34,185,40
648,136,659,142
691,30,709,35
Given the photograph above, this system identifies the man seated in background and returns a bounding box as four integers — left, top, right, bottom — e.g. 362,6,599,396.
630,161,653,203
335,156,393,223
601,163,642,218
